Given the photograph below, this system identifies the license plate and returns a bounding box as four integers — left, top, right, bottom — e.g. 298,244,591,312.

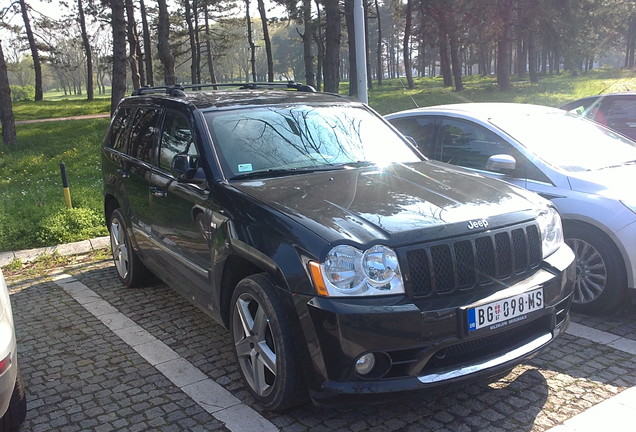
467,288,544,332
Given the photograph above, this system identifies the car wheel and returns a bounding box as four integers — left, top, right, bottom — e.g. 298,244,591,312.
565,225,626,313
0,366,26,432
230,274,306,410
109,209,153,287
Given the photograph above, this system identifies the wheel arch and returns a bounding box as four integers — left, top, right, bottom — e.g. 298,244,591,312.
562,218,628,282
104,194,121,228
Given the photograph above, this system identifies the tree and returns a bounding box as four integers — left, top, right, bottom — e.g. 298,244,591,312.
257,0,274,81
323,0,340,93
157,0,176,85
245,0,257,81
301,0,315,87
496,0,513,91
19,0,43,101
110,0,127,114
0,41,17,147
184,0,200,84
139,0,154,86
77,0,94,100
402,0,413,89
125,0,142,89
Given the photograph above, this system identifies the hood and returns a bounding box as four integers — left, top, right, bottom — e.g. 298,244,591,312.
568,163,636,197
233,161,542,246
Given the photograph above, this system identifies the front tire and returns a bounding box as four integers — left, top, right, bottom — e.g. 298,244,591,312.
108,209,153,287
230,274,306,410
565,224,626,313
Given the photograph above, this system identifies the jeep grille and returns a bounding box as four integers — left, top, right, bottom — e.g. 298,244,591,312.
403,223,542,298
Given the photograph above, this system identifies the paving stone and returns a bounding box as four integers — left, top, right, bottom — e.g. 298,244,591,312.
6,258,636,432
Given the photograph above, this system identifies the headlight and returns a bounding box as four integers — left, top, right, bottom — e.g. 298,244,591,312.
536,206,564,258
309,245,404,297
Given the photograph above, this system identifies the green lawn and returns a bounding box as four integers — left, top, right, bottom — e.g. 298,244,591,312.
1,68,635,253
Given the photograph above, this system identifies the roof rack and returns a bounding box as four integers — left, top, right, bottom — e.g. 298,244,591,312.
131,81,316,96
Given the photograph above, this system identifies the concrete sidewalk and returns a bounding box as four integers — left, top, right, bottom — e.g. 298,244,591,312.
0,236,110,267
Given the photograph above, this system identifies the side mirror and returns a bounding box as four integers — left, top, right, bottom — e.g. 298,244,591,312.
172,154,197,180
486,154,516,172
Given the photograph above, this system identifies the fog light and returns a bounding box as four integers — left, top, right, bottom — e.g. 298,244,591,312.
355,353,376,376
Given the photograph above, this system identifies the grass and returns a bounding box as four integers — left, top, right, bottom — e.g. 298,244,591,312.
1,68,635,254
0,119,110,252
12,98,111,121
366,68,636,114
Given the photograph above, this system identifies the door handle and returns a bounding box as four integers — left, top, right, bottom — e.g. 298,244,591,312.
116,169,130,179
149,187,167,198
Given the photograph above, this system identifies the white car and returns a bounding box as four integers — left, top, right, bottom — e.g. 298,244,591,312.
386,103,636,314
0,269,26,431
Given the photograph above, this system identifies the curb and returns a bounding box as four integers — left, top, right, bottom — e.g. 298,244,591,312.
0,236,110,267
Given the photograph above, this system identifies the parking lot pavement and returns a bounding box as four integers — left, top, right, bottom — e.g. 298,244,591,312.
8,257,636,431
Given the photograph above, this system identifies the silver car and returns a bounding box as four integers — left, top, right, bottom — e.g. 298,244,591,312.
386,103,636,314
0,269,26,431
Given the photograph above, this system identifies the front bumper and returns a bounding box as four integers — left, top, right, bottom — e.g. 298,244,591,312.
296,244,575,403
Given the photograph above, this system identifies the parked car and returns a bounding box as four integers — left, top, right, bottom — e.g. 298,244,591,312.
0,269,27,431
386,103,636,314
560,91,636,140
102,84,574,409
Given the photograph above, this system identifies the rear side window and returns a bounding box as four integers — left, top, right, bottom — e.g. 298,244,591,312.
603,98,636,132
160,111,198,176
109,106,133,152
129,108,162,164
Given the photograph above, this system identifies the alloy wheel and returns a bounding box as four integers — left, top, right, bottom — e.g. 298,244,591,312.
566,238,607,304
110,218,129,280
232,292,277,397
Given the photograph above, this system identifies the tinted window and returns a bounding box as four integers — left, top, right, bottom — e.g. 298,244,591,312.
389,116,436,156
438,118,548,182
160,112,198,176
602,97,636,138
129,108,162,164
109,106,133,152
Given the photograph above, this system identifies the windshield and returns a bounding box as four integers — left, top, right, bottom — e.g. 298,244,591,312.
204,105,421,178
489,111,636,172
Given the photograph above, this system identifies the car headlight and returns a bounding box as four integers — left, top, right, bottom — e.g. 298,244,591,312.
536,206,564,258
309,245,404,297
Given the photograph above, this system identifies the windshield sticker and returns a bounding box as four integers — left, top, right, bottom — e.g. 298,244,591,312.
238,163,253,172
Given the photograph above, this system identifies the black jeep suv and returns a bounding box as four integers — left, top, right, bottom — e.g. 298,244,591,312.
102,82,575,410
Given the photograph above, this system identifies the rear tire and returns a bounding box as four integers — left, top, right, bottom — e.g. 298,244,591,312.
0,366,27,432
230,274,306,410
565,224,626,314
108,209,153,287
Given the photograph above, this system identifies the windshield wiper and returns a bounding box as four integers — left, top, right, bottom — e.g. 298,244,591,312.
229,165,345,180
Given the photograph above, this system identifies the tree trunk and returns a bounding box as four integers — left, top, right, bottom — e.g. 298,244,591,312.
184,0,199,84
77,0,94,100
19,0,43,101
204,6,217,84
301,0,315,87
245,0,256,82
139,0,154,86
497,0,513,91
110,0,127,115
449,31,463,91
403,0,414,89
124,0,142,89
0,42,16,147
157,0,176,85
374,0,383,85
257,0,274,82
528,29,538,83
438,31,452,87
323,0,340,93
